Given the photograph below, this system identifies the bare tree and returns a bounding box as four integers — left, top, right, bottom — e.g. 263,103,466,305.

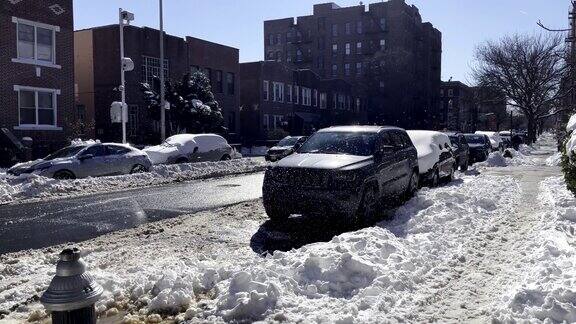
472,33,570,142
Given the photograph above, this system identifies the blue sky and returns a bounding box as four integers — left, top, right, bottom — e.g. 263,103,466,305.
73,0,571,84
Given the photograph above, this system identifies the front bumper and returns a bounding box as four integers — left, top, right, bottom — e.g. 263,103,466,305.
263,179,362,217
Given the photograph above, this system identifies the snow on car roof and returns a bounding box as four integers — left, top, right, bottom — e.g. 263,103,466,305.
319,125,402,133
406,130,451,147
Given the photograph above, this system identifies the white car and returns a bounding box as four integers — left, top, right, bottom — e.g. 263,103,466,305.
475,131,503,151
407,130,457,186
143,134,234,165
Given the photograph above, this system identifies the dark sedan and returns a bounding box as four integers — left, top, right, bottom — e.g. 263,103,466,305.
464,134,490,163
265,136,307,162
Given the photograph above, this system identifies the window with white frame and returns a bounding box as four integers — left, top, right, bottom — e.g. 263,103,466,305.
287,84,293,103
313,89,318,107
142,56,169,85
332,44,338,56
13,18,59,66
345,43,351,55
356,62,362,76
263,80,269,101
273,82,284,102
320,93,327,109
15,86,59,127
302,87,312,106
356,42,362,54
379,39,386,51
345,63,351,76
295,86,300,104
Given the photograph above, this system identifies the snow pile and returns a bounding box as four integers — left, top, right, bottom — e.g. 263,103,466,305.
494,177,576,323
566,114,576,133
546,152,562,167
0,173,521,323
70,138,100,146
0,158,266,204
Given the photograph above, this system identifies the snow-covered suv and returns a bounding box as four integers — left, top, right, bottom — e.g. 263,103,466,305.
263,126,419,224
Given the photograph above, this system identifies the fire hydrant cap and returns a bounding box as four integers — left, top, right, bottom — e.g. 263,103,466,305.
40,248,103,312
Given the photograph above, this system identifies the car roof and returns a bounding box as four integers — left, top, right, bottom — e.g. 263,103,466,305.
319,125,404,133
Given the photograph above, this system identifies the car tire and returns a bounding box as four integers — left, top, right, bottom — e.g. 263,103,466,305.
53,170,75,180
175,157,190,164
431,169,440,187
461,159,469,171
221,154,232,161
130,164,148,174
356,185,378,226
405,171,419,199
264,204,289,222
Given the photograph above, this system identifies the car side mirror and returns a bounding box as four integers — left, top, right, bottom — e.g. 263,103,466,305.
79,154,94,161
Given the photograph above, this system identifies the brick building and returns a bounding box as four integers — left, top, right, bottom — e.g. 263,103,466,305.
75,25,239,145
472,86,508,132
0,0,76,157
240,61,362,139
263,0,441,129
439,81,476,132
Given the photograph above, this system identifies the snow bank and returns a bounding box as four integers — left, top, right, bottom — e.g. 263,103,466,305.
493,177,576,323
0,173,521,323
566,114,576,133
546,152,562,167
0,158,266,205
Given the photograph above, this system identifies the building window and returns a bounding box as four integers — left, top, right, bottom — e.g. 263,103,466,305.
448,89,454,97
313,89,318,107
318,37,325,50
356,62,362,76
344,63,351,76
296,49,303,62
263,114,269,129
320,93,327,109
338,94,345,109
332,44,338,56
318,17,326,31
268,34,274,45
15,86,59,127
356,42,362,54
215,70,223,93
317,56,324,69
356,21,363,34
345,43,351,55
380,18,386,30
295,86,300,104
287,84,293,103
202,67,212,82
302,87,312,106
356,98,361,112
331,24,338,37
379,81,385,88
13,18,59,66
267,51,274,60
263,80,269,101
226,72,235,95
332,64,338,77
142,56,169,85
276,33,282,45
380,39,386,51
272,82,284,102
345,22,352,35
273,115,283,129
276,51,282,62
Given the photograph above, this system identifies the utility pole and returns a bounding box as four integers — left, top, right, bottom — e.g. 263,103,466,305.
159,0,166,141
119,9,134,144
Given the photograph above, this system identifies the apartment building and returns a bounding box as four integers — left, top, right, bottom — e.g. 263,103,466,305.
1,0,75,157
264,0,442,129
440,81,475,132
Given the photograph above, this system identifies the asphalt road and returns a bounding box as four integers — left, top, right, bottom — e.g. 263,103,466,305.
0,172,265,254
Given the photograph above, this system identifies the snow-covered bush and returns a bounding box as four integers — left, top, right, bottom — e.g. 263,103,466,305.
562,114,576,196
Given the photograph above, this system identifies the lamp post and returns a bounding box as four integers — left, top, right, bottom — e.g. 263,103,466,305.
159,0,166,141
119,9,135,144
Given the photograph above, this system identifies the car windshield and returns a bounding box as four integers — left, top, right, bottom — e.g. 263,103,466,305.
277,137,300,146
298,131,376,156
465,135,486,144
448,136,459,146
44,145,86,160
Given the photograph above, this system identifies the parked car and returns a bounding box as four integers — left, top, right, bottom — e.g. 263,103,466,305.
265,136,308,162
8,142,151,179
445,132,470,171
475,131,504,152
407,130,457,187
464,134,490,162
143,134,233,165
263,126,419,223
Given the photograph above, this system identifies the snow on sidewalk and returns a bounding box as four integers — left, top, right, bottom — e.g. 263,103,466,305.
0,172,521,323
0,158,266,205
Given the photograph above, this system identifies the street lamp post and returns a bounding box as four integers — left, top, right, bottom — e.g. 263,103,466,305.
159,0,166,141
119,9,134,144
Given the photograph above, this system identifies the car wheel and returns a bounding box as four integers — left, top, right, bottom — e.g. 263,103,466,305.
175,157,190,164
264,204,289,222
221,154,232,161
130,164,147,174
356,185,378,226
461,159,469,171
53,170,75,180
405,171,419,199
447,165,456,182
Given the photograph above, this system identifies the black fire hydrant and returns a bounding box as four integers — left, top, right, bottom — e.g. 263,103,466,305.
40,248,103,324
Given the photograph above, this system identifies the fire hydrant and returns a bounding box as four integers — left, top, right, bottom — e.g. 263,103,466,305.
40,248,103,324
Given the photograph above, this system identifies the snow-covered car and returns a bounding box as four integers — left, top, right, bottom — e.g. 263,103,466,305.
464,134,490,162
265,136,308,162
407,130,456,187
143,134,234,165
7,143,151,179
475,131,503,152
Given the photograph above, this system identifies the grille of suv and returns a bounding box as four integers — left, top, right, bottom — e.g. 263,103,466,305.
275,168,327,188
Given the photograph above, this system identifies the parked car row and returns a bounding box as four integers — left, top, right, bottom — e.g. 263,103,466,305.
262,126,500,224
7,133,237,179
